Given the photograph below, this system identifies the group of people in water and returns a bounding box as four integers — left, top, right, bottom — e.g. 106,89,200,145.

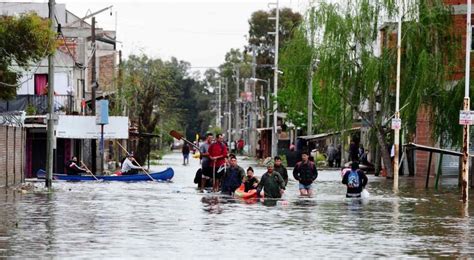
197,132,369,199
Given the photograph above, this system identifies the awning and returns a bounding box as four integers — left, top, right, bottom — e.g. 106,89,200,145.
404,142,463,157
298,127,361,141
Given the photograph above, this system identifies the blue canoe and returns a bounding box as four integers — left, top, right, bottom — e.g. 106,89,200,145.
36,167,174,182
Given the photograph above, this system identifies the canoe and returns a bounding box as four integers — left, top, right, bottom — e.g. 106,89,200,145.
36,167,174,182
234,184,257,199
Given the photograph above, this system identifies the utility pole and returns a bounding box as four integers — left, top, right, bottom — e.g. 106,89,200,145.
224,78,229,139
267,78,271,128
461,0,471,203
46,0,56,188
307,23,315,136
307,63,314,136
393,1,403,191
260,83,264,128
228,102,232,146
216,80,222,129
270,0,280,157
91,17,97,174
234,65,240,140
249,47,257,157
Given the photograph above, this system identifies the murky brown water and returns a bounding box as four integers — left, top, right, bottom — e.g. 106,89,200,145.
1,152,473,258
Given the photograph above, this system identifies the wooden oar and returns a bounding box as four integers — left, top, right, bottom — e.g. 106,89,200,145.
114,140,156,182
80,161,100,181
169,130,200,150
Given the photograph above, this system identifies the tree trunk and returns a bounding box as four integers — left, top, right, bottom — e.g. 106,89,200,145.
375,127,393,178
136,136,150,165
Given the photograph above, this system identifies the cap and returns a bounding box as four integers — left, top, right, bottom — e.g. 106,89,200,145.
264,158,274,167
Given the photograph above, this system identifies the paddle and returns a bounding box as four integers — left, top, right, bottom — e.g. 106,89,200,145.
114,140,156,182
169,130,200,150
80,161,100,181
213,160,216,192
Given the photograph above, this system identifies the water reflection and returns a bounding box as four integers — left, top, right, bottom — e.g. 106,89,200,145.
201,196,223,214
1,153,474,258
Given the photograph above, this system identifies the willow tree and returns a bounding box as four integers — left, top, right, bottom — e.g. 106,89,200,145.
280,0,460,176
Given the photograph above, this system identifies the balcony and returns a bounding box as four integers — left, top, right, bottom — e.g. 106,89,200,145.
0,94,74,115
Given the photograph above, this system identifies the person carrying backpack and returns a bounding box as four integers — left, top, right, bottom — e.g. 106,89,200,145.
342,161,368,198
293,150,318,197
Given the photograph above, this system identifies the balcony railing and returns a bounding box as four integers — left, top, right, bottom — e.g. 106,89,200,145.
0,94,74,115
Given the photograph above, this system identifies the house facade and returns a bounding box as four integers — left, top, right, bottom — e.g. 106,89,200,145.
0,2,119,180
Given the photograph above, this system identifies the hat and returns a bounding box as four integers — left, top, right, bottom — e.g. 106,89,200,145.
127,152,134,157
263,157,274,167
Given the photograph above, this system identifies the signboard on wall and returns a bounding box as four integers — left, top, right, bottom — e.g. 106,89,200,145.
56,115,129,139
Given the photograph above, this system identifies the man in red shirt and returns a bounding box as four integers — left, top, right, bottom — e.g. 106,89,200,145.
208,133,228,192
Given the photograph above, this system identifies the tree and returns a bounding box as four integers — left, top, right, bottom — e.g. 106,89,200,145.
120,55,175,163
247,8,303,80
116,55,214,161
218,48,252,101
280,0,460,177
0,12,56,100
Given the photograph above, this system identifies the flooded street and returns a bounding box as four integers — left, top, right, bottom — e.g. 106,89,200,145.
1,152,474,258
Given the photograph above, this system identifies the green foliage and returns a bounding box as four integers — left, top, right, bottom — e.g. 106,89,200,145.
25,103,36,115
279,27,312,129
114,54,214,162
247,8,303,80
0,12,56,100
279,0,460,175
218,48,252,100
209,126,223,136
116,55,174,163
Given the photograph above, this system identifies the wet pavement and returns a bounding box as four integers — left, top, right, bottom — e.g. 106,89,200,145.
1,151,474,258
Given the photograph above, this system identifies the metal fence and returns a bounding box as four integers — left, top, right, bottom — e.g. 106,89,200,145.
0,94,74,114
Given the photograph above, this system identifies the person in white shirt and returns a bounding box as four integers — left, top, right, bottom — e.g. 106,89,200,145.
121,153,142,175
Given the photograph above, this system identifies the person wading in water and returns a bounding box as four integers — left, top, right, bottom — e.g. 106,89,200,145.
208,133,228,192
293,150,318,197
257,160,285,199
199,133,214,191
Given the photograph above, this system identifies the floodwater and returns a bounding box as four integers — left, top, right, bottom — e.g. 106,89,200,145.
1,152,474,258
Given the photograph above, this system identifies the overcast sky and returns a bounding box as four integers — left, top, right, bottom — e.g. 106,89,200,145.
7,0,310,72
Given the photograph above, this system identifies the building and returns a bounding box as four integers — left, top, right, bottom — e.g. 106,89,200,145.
0,2,119,178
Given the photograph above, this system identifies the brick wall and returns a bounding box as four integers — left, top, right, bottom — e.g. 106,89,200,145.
87,53,117,93
415,105,435,175
442,0,474,80
0,126,26,187
99,54,116,92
